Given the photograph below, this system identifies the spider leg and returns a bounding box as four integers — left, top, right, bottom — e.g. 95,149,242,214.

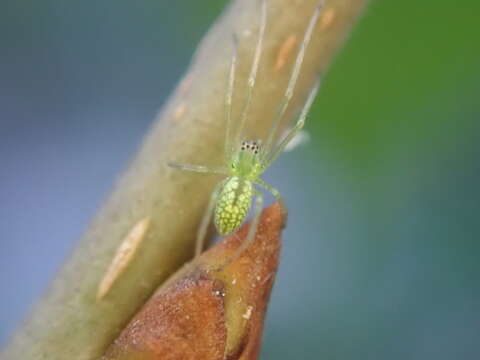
254,178,283,206
235,0,267,146
265,78,321,166
264,0,324,154
225,35,238,160
196,180,226,256
168,162,228,175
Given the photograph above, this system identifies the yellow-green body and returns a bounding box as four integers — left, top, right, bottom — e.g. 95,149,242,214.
214,177,253,235
213,140,264,236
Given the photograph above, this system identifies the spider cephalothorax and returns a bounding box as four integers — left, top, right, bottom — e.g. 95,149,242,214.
231,140,264,179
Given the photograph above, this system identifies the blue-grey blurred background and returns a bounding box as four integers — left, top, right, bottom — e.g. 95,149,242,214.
1,0,479,358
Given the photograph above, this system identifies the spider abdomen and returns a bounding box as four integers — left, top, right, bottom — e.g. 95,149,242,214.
214,177,253,236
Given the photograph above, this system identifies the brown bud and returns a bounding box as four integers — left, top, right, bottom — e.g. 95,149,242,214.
103,203,285,360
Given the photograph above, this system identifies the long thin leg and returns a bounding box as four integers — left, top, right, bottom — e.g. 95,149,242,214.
234,0,267,147
196,180,226,256
168,162,228,175
219,189,264,270
224,35,238,159
264,0,324,153
265,79,321,166
255,178,283,204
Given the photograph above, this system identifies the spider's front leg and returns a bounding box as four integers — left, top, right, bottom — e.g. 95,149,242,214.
264,78,321,167
168,163,227,175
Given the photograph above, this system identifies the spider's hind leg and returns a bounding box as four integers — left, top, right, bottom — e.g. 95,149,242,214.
255,178,286,213
195,180,226,256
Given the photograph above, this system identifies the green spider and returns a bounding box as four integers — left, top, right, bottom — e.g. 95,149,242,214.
169,0,323,262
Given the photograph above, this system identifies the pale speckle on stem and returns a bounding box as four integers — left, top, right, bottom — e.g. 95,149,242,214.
97,217,151,300
274,35,298,72
320,7,337,30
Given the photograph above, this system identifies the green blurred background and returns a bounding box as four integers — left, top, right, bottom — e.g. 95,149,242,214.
1,0,479,358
